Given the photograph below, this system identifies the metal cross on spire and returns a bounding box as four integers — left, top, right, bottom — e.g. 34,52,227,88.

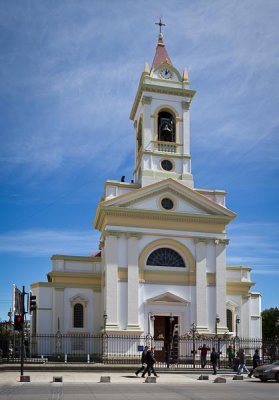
155,17,166,34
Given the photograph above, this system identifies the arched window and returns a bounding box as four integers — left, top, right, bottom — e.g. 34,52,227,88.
147,248,185,268
158,111,175,142
73,303,84,328
227,309,233,332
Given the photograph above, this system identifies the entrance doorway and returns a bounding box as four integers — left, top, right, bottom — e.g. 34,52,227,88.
153,315,179,362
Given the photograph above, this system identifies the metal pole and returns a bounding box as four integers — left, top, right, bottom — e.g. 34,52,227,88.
20,286,25,377
193,328,196,368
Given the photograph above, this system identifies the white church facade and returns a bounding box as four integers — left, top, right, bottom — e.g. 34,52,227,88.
31,31,261,343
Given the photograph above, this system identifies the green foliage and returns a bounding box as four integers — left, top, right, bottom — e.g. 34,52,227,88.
261,307,279,339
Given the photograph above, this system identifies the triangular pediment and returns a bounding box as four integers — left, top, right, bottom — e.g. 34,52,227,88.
101,179,236,219
145,291,190,305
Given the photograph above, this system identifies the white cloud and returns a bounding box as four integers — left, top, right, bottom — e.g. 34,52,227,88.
0,229,100,257
252,269,279,275
227,222,279,275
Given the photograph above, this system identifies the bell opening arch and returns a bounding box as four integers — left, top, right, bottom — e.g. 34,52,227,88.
152,105,180,143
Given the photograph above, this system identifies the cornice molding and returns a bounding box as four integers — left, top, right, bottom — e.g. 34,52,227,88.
51,255,101,262
99,206,232,225
140,150,191,160
130,78,196,120
31,281,101,291
194,237,229,246
103,230,142,240
227,281,255,294
226,265,252,271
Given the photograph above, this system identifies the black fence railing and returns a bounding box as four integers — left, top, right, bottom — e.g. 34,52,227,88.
0,333,278,367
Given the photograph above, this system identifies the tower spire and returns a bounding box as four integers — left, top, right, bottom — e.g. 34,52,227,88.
152,18,172,69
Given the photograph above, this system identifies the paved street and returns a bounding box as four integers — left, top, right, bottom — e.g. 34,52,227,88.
0,371,278,400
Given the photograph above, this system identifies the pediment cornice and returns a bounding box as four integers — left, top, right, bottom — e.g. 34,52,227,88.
100,179,235,215
94,179,236,231
145,291,190,305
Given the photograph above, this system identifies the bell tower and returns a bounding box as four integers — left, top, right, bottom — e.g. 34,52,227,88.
130,23,196,188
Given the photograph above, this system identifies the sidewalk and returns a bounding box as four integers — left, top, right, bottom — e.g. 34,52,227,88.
0,362,236,373
0,370,242,384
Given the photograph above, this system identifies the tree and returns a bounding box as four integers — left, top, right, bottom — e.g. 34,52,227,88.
261,307,279,339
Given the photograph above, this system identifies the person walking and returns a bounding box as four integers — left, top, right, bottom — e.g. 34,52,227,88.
135,346,149,376
210,347,219,375
237,348,250,375
248,349,260,378
142,347,158,377
198,344,210,368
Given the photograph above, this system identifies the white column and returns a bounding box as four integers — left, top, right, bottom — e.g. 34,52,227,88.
215,239,229,334
104,234,119,331
195,239,209,334
126,235,141,331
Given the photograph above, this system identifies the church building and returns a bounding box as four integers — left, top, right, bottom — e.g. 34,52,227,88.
31,29,261,342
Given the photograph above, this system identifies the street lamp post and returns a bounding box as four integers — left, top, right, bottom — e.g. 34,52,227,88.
166,313,174,368
103,312,108,334
190,322,197,369
215,314,220,367
215,314,220,336
235,315,240,338
102,312,108,363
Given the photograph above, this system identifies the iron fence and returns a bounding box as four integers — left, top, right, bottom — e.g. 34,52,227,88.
0,332,278,368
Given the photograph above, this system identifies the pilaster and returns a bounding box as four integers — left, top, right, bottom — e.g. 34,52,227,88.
104,234,120,331
52,287,64,333
195,239,210,334
142,96,152,148
126,234,141,331
215,239,229,334
182,101,190,155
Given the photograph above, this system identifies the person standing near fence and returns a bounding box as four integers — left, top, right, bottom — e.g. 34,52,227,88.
248,349,260,378
210,347,219,375
237,348,250,375
198,344,210,368
135,345,149,376
227,344,235,368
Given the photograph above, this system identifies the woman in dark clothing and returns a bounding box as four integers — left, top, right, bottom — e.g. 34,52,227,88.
142,347,159,377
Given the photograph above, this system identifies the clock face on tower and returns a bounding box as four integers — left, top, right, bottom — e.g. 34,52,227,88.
159,68,173,79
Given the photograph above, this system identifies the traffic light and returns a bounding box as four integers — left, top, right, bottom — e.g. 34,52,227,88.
29,293,37,313
14,314,24,331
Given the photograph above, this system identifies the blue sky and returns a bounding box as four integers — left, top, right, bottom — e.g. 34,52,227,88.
0,0,278,322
